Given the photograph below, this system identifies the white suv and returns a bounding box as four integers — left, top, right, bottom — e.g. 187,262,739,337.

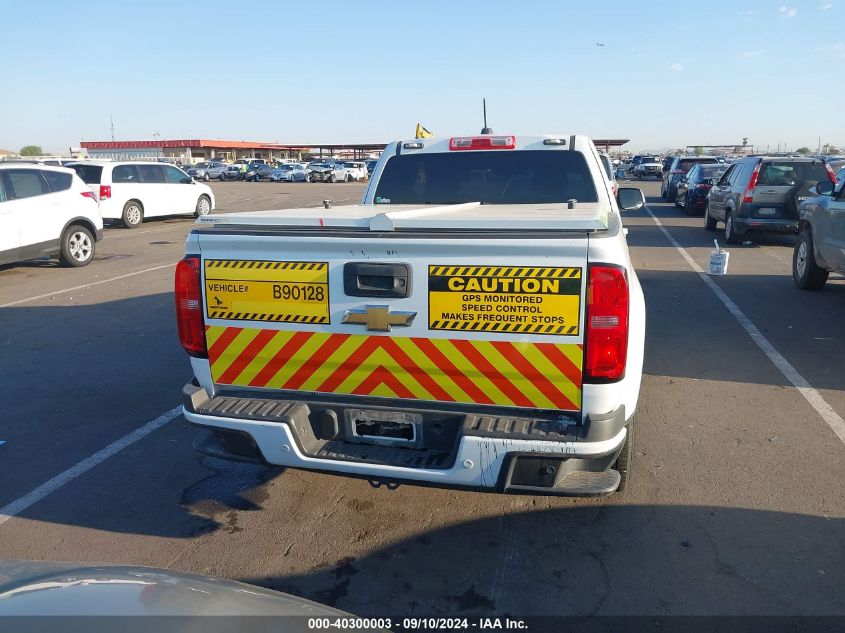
69,161,215,228
0,164,103,267
342,161,368,181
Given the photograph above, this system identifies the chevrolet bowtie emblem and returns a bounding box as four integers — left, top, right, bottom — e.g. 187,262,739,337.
342,305,417,331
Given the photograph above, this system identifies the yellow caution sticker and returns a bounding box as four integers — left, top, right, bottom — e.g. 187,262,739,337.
428,265,582,335
204,260,329,323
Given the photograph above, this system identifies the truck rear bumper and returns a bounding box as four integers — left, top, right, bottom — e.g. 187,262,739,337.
182,383,629,496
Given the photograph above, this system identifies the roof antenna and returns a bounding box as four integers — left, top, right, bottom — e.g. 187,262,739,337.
480,98,493,135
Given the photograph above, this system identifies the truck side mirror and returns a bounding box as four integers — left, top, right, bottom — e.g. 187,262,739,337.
617,187,645,211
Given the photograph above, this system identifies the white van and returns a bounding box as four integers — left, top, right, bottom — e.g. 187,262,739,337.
69,161,215,228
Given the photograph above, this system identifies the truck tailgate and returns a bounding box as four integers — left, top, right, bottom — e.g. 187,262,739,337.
196,231,588,413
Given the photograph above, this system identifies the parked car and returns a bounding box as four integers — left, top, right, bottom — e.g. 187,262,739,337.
222,165,243,180
793,169,845,290
244,164,274,182
661,155,719,202
343,161,368,181
270,163,309,182
0,164,103,267
187,161,227,181
674,164,726,214
0,561,351,618
598,153,618,196
704,156,835,244
309,162,349,183
68,161,215,228
633,156,662,180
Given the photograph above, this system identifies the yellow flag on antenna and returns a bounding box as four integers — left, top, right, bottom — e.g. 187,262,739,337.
415,124,433,139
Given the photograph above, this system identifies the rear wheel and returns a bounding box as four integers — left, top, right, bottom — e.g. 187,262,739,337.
704,203,717,230
122,201,143,228
59,225,95,267
666,185,676,203
674,190,683,209
203,173,210,182
328,173,335,183
614,424,633,493
793,230,829,290
219,173,226,181
725,210,742,244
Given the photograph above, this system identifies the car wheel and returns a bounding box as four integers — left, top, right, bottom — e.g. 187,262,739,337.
674,190,683,209
328,174,335,183
254,174,260,182
793,230,829,290
660,182,666,198
122,201,143,228
614,423,633,493
195,195,212,218
666,185,676,203
724,210,742,244
704,203,717,231
59,224,95,267
219,173,226,181
203,173,210,182
346,174,352,182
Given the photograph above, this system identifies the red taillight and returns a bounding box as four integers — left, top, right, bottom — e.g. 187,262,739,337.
825,163,837,184
695,184,710,190
99,185,111,200
81,190,96,199
671,169,685,175
742,163,761,204
584,264,629,383
175,256,207,358
449,136,516,151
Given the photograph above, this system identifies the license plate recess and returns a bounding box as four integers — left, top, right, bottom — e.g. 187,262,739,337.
345,409,424,448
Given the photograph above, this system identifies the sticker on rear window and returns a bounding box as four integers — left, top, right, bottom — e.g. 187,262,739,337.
428,266,582,335
205,260,329,323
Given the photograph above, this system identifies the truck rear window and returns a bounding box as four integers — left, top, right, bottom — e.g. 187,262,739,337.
70,164,102,184
374,150,598,205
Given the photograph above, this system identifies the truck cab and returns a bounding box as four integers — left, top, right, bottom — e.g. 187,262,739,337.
176,134,646,496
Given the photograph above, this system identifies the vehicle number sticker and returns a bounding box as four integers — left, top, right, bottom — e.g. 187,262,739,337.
204,260,329,323
428,266,582,335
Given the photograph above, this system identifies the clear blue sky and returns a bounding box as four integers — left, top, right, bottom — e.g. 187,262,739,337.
2,0,843,153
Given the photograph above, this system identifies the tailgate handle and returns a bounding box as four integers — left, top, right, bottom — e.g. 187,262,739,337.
344,262,411,298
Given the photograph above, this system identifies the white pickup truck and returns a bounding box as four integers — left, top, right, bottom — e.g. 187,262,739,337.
176,134,647,496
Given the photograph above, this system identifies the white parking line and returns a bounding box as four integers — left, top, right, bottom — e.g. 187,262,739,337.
0,263,176,308
646,205,845,446
0,407,181,527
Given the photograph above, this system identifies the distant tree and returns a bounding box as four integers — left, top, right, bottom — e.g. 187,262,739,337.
692,146,704,156
19,145,44,156
822,143,842,154
795,147,812,155
742,137,748,148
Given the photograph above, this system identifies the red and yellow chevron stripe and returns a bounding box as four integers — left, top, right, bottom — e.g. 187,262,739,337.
205,326,582,410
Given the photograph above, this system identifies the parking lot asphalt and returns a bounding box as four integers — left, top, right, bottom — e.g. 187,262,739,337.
0,179,842,617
